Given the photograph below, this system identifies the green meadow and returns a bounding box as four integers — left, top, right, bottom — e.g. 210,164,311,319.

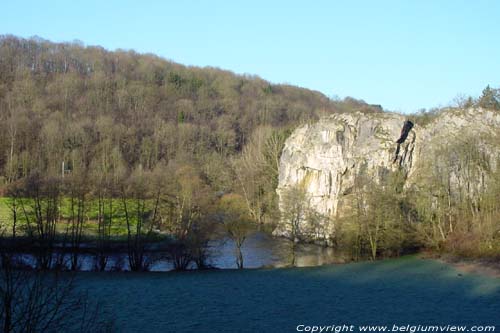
0,197,157,238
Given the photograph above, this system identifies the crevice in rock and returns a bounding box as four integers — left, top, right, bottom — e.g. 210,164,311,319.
397,120,414,144
394,120,414,163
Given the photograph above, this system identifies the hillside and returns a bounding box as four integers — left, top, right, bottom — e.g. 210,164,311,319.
0,35,382,186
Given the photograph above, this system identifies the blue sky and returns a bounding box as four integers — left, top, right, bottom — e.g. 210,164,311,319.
1,0,499,113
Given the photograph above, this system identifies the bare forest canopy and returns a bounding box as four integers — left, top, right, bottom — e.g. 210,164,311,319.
0,35,386,186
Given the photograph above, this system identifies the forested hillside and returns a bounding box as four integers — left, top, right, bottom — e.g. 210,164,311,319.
0,35,382,176
0,35,382,212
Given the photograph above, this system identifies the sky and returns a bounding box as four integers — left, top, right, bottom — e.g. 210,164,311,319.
1,0,499,113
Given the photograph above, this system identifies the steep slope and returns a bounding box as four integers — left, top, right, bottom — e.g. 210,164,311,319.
0,35,382,183
276,108,500,241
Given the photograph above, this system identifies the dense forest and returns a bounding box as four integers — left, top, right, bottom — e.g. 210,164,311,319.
0,35,384,185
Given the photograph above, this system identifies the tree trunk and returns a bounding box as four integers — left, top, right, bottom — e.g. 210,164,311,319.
236,244,244,269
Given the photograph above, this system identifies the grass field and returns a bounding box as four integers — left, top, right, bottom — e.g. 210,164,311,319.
0,197,9,227
0,197,141,237
75,256,500,332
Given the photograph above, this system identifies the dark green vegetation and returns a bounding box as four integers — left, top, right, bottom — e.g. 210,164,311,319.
75,257,500,332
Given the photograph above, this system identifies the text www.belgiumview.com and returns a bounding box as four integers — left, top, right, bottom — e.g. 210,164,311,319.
296,325,496,333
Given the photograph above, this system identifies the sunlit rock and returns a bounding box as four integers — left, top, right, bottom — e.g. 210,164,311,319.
275,108,500,242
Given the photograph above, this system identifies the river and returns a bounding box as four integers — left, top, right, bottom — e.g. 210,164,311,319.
12,232,347,271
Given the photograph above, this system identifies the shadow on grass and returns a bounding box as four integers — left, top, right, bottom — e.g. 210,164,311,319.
70,256,500,332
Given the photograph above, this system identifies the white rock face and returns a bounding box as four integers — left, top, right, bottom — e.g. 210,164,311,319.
276,108,500,241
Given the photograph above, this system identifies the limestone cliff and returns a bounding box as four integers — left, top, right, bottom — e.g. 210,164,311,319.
275,108,500,241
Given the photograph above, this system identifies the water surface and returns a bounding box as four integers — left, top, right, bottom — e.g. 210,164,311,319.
14,232,346,271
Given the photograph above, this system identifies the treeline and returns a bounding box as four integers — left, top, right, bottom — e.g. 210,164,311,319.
4,167,232,271
410,85,500,126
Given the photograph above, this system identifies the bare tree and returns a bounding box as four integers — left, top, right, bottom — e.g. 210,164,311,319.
0,252,113,332
120,169,160,272
219,194,254,269
233,126,288,225
162,164,216,270
280,185,309,266
93,180,114,272
4,184,22,239
64,174,89,271
18,174,61,270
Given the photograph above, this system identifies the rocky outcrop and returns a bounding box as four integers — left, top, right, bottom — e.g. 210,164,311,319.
275,108,500,241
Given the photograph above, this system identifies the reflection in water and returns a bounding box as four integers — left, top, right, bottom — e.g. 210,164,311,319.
153,232,346,271
13,232,347,271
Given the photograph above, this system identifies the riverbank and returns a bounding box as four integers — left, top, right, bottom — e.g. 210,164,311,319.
417,250,500,278
430,254,500,278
